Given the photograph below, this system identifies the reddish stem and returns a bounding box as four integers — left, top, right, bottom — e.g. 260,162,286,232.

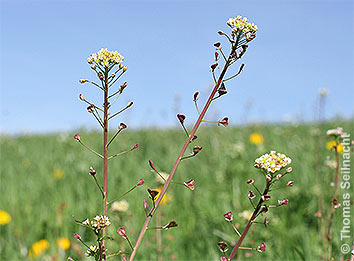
102,71,109,260
129,49,235,260
229,183,270,260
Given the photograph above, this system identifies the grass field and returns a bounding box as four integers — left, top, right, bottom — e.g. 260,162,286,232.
0,120,353,260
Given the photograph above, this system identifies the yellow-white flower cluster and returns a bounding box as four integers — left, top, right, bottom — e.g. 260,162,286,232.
82,215,111,233
254,151,291,173
227,16,258,36
87,48,124,67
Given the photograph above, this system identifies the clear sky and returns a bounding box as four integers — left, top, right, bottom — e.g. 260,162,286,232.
0,0,353,134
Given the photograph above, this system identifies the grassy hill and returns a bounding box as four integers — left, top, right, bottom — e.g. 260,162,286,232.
0,120,353,260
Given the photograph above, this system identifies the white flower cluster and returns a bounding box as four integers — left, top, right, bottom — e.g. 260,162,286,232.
87,48,124,67
227,16,258,37
254,151,292,173
326,127,348,138
85,245,99,257
82,215,111,233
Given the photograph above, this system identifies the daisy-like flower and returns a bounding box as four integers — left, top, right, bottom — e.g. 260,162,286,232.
254,151,292,174
226,16,258,39
87,48,124,67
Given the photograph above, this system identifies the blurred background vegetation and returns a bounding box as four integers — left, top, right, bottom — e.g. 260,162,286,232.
0,120,353,260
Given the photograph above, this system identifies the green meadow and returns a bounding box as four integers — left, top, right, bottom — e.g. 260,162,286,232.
0,120,353,260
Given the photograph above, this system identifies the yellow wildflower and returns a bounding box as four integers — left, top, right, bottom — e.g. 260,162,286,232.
57,237,70,250
0,210,11,225
154,187,172,206
54,169,64,179
29,239,50,258
326,141,343,153
249,133,264,145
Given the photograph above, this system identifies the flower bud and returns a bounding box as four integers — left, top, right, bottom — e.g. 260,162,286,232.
149,160,157,171
218,83,227,96
220,257,228,261
91,64,96,70
79,94,85,101
183,179,195,191
79,79,87,83
74,233,81,240
217,30,225,35
98,73,104,80
276,174,282,180
120,82,128,92
123,66,128,72
211,63,218,71
137,179,144,186
126,101,133,108
131,144,139,150
144,198,148,212
214,42,221,48
264,217,269,227
223,211,233,222
119,64,124,69
286,167,293,173
74,134,80,142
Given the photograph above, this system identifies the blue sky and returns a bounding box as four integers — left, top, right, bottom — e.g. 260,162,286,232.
0,0,353,134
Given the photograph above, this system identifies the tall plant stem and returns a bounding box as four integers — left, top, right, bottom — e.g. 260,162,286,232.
129,47,236,260
327,146,340,259
229,183,270,260
102,71,109,260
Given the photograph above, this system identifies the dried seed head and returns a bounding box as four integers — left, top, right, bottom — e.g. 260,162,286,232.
246,179,254,185
287,180,294,186
223,211,233,222
117,226,127,238
265,174,272,182
148,189,159,201
193,146,202,154
217,241,228,252
218,83,227,96
193,92,199,102
262,195,271,201
260,205,268,213
214,42,221,48
163,220,178,230
177,114,186,124
183,179,195,191
119,122,127,130
248,190,256,200
264,217,269,227
211,63,218,71
87,105,94,113
258,242,266,252
218,117,229,127
89,167,96,176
